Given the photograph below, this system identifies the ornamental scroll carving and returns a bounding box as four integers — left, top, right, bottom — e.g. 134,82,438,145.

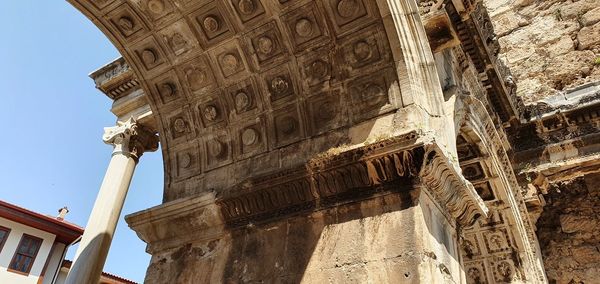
420,145,488,227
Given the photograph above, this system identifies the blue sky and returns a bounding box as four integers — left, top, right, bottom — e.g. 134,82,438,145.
0,1,163,282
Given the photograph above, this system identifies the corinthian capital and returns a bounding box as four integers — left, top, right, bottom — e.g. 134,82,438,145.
103,117,159,161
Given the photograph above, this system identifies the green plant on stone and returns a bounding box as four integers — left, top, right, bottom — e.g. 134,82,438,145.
554,9,563,21
594,57,600,66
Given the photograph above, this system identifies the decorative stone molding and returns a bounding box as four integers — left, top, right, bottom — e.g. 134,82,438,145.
216,131,487,228
217,131,424,227
456,95,547,283
90,57,139,100
380,0,445,116
103,117,159,161
444,0,524,124
420,144,487,227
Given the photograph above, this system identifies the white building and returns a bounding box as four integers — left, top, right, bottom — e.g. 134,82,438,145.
0,200,135,284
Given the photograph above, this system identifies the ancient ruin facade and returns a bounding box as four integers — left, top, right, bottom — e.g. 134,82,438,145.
64,0,599,283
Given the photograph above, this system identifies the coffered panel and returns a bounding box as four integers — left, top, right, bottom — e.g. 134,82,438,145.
322,0,380,37
130,0,178,28
105,3,150,43
188,2,236,48
281,2,331,53
228,0,268,29
244,21,289,69
157,19,200,63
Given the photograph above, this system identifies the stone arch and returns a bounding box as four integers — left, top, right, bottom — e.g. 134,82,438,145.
452,95,546,283
66,1,501,283
68,0,450,201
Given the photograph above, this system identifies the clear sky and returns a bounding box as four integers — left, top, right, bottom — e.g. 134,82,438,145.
0,1,163,282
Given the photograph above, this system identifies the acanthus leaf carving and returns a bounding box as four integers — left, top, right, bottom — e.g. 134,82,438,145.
103,117,159,161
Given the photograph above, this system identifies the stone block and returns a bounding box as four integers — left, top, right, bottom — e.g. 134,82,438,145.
578,23,600,50
581,7,600,27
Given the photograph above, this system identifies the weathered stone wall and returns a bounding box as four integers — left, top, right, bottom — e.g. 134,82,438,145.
535,173,600,284
484,1,600,283
485,0,600,103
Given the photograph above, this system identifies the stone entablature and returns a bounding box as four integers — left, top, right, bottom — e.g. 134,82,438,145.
91,56,138,100
511,85,600,168
218,132,486,228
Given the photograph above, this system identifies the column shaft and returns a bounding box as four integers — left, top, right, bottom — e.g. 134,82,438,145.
65,118,158,284
65,154,136,284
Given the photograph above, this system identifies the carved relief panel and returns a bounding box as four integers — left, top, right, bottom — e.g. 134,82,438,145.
245,21,289,69
204,130,233,170
228,0,267,29
224,76,263,120
87,0,118,11
209,39,251,84
271,103,305,148
157,19,199,61
297,46,334,91
336,24,393,81
306,90,347,135
347,68,396,123
322,0,379,37
194,92,229,129
261,62,300,106
164,106,195,144
131,0,177,28
130,36,168,77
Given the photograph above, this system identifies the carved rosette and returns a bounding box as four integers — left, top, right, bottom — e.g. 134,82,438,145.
103,117,159,161
419,145,488,227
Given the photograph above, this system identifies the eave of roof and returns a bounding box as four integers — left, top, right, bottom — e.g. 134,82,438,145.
0,200,84,244
62,260,138,284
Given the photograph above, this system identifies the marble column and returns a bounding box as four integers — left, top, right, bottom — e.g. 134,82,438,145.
65,118,158,284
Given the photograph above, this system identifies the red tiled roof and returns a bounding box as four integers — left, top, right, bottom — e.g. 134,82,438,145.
62,260,138,284
0,199,84,244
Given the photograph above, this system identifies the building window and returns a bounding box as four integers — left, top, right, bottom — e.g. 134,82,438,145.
0,226,10,253
8,234,43,275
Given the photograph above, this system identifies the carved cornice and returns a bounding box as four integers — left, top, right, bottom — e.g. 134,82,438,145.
217,131,423,227
444,0,524,124
217,131,487,228
103,117,159,161
420,144,488,227
90,57,140,100
510,92,600,160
